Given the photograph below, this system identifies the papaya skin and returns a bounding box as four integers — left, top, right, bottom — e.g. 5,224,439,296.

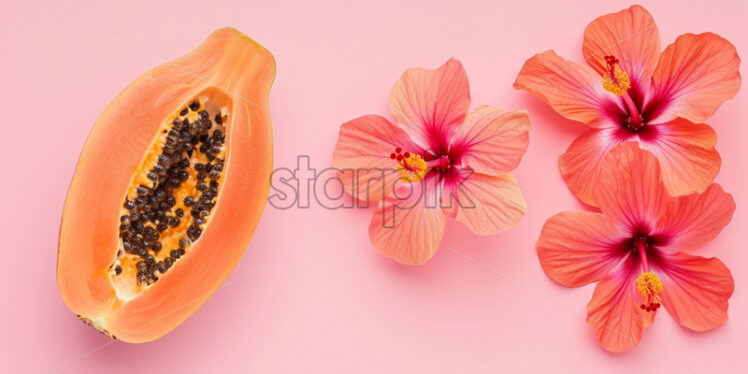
57,28,275,343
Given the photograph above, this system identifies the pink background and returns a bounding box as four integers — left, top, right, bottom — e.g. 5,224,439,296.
2,0,747,372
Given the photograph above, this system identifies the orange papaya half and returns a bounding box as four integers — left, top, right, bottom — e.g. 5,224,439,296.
57,28,275,343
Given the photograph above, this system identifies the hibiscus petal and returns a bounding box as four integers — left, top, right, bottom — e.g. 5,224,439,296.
654,184,735,253
537,211,628,287
587,264,654,352
450,106,530,176
652,32,741,124
514,50,621,128
655,252,734,331
369,177,446,265
583,5,661,84
640,118,721,197
444,171,526,235
596,142,671,230
332,115,424,203
558,127,619,206
390,58,470,151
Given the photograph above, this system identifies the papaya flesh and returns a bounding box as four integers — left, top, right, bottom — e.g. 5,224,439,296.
57,28,275,343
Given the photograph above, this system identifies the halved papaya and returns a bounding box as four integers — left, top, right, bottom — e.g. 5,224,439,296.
57,28,275,343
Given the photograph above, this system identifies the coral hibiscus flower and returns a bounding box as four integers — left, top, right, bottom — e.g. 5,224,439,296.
332,59,530,264
514,4,741,205
537,142,735,352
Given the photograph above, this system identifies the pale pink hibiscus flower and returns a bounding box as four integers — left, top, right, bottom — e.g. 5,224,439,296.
333,59,530,264
514,5,741,205
537,142,735,352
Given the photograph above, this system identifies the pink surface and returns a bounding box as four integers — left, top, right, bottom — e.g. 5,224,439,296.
1,0,746,372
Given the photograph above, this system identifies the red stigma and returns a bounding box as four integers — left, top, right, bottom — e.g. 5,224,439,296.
604,55,620,78
396,154,403,161
390,153,396,159
640,302,661,313
395,147,402,153
403,152,410,158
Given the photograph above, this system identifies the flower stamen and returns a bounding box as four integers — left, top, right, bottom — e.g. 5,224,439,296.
392,147,427,182
601,55,644,130
602,55,631,95
633,236,662,313
636,272,663,313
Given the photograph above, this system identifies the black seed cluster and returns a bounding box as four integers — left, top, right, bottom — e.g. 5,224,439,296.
116,101,226,285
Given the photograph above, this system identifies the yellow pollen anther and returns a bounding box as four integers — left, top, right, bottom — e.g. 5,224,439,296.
396,153,427,182
602,55,631,96
636,272,663,300
602,68,631,96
